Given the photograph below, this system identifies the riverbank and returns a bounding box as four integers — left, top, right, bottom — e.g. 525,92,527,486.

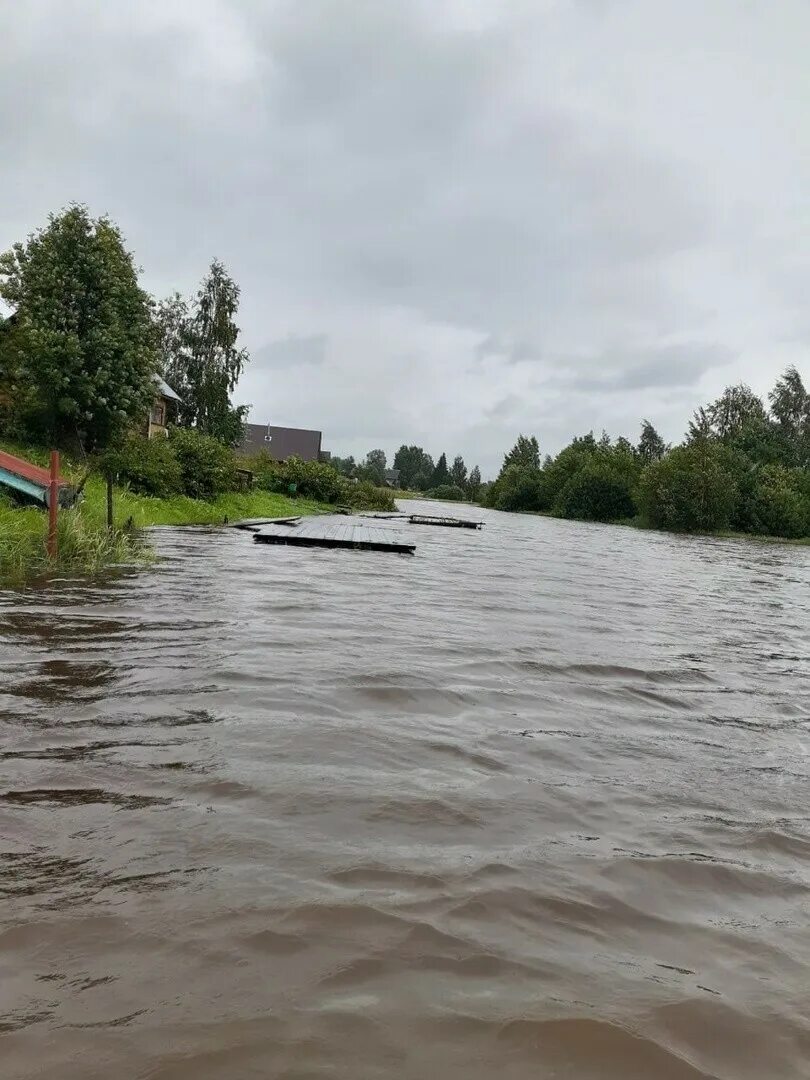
483,504,810,546
0,470,329,583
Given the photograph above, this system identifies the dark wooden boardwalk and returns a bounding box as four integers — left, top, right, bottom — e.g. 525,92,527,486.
408,514,483,530
253,519,415,554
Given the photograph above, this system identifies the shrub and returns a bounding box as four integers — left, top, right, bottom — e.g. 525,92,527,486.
488,464,546,512
169,427,236,499
244,453,395,511
342,480,396,512
638,444,738,532
553,459,637,521
101,435,183,498
749,465,809,538
425,484,466,502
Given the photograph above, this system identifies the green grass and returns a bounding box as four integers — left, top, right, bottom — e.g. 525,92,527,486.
0,440,332,582
78,474,324,528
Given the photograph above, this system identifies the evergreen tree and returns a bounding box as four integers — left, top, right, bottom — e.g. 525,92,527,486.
450,454,468,490
431,452,450,487
501,434,540,472
467,465,482,501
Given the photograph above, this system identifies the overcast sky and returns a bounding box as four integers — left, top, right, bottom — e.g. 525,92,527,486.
3,1,808,475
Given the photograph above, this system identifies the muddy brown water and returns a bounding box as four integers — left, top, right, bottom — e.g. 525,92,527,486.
1,501,809,1079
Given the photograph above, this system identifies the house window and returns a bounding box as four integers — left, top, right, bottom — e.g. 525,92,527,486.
150,401,166,427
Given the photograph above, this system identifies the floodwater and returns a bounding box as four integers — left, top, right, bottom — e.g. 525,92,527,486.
1,501,809,1080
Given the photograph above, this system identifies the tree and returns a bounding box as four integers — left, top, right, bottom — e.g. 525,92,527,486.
330,455,357,477
706,383,767,441
412,458,434,491
359,448,386,485
639,442,739,532
488,464,546,512
467,465,482,501
393,445,434,489
431,452,450,487
688,384,767,445
450,454,468,490
0,204,157,449
501,434,540,472
553,456,637,522
637,419,667,463
164,259,250,445
769,366,810,464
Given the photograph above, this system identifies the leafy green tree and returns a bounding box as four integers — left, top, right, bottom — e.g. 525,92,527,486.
749,464,809,538
542,434,597,509
169,426,236,498
488,464,546,511
412,459,435,491
467,465,482,501
450,454,467,490
769,366,809,464
688,384,766,445
431,452,450,487
548,439,640,522
637,419,667,463
707,383,767,441
686,406,713,444
393,445,432,488
639,442,739,532
0,204,157,449
553,456,636,522
164,260,250,445
330,455,357,478
359,448,386,484
501,434,540,471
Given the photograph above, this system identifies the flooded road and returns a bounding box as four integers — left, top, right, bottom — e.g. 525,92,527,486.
2,501,809,1079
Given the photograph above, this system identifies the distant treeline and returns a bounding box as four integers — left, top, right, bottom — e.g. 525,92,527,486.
485,371,810,538
331,447,482,502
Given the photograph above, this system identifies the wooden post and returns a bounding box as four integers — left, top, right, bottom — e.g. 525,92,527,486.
47,450,59,561
106,473,114,533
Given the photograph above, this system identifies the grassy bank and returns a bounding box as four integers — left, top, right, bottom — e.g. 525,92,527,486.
0,440,335,582
0,484,328,583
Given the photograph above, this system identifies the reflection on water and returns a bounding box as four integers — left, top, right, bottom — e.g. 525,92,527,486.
1,503,809,1079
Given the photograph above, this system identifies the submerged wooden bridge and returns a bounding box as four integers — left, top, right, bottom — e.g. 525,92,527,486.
252,518,416,554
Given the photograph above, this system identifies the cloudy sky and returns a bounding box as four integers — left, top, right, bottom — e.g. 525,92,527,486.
3,1,808,475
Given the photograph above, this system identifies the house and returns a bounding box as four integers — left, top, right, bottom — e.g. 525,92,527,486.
383,468,401,488
238,422,326,463
147,375,182,438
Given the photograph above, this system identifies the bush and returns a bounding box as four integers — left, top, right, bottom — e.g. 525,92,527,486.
342,480,396,512
553,459,636,521
425,484,466,502
749,465,809,538
488,464,546,512
101,435,184,498
638,444,738,532
169,427,236,499
244,453,396,511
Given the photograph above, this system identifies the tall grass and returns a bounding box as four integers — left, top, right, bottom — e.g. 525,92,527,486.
0,500,139,582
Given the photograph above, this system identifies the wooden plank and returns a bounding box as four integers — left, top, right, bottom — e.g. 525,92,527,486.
408,514,483,529
253,520,415,554
231,516,301,531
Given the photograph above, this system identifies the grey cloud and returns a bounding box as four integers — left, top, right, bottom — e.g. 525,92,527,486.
1,0,807,473
253,334,327,369
560,343,736,393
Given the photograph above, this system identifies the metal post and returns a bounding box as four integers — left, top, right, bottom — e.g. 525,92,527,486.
47,450,59,561
106,473,114,533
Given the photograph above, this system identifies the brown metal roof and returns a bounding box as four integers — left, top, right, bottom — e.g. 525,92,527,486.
238,423,323,462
